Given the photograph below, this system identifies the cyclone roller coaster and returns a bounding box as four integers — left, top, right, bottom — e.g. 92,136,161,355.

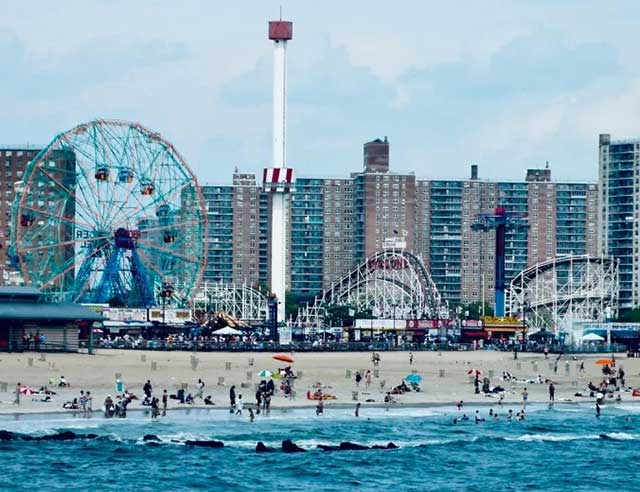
506,255,619,334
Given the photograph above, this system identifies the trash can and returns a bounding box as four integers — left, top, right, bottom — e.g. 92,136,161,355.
115,379,124,393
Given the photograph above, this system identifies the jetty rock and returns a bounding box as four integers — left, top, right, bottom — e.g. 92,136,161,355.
282,439,306,453
185,440,224,448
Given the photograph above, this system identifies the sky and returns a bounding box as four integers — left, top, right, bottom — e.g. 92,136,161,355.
2,0,640,184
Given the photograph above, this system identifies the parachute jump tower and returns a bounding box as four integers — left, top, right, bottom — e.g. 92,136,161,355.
263,19,295,326
471,207,528,317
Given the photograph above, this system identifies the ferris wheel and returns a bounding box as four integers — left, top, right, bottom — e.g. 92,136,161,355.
11,119,207,307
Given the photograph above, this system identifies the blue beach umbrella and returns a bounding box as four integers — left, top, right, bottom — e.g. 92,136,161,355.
405,374,423,384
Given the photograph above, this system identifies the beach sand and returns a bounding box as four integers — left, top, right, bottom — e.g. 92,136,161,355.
0,349,635,414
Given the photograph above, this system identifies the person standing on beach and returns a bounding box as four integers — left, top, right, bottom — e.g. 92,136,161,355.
522,388,529,408
548,383,555,403
86,391,93,414
543,346,549,359
553,360,558,374
355,402,361,417
409,352,414,365
355,371,362,387
249,408,255,422
364,370,372,389
143,380,152,399
255,388,262,414
196,379,205,399
229,385,236,411
235,394,243,415
513,345,518,360
14,383,20,405
162,390,168,416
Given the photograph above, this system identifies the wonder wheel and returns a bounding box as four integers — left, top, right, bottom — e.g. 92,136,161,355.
11,119,207,306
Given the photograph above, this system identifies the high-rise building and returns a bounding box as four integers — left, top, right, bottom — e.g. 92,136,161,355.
0,148,35,284
199,139,598,309
599,133,640,311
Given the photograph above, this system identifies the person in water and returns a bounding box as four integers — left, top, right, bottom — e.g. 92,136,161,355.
316,398,324,416
475,410,485,424
355,402,361,417
249,408,255,422
596,402,601,418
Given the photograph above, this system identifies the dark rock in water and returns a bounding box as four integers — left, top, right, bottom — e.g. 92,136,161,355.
38,431,78,441
143,434,161,442
85,434,99,440
371,442,399,450
318,444,340,451
256,441,275,453
0,430,17,441
599,434,613,440
339,442,369,451
282,439,306,453
185,440,224,448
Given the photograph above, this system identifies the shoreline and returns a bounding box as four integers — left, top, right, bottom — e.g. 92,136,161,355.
0,398,635,420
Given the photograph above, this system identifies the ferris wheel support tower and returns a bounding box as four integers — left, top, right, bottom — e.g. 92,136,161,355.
263,19,295,324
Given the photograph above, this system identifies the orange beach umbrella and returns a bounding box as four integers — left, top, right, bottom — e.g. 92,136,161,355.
273,354,294,364
595,359,614,365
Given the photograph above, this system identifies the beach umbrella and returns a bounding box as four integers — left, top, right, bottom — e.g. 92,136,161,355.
595,359,614,365
467,369,483,376
212,327,243,336
258,370,273,378
405,374,423,384
582,333,604,342
273,354,294,363
20,386,34,395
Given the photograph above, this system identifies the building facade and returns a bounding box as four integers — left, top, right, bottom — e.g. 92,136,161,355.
599,133,639,311
201,139,598,307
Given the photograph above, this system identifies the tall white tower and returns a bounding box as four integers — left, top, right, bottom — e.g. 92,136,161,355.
263,19,294,324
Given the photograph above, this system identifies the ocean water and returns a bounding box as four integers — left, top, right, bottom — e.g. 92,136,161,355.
1,404,639,492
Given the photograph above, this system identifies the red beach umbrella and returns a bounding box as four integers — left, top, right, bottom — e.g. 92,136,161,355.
273,354,294,364
467,369,483,376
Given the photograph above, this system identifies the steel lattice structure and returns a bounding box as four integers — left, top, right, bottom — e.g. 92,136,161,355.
298,248,442,326
192,281,268,323
11,119,207,306
506,255,619,333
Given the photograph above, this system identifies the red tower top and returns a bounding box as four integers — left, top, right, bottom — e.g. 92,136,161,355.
269,21,293,41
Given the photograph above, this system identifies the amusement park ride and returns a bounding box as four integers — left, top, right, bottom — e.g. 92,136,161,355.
471,207,529,317
10,119,207,307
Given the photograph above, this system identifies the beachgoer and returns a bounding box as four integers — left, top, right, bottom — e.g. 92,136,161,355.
235,395,243,415
204,395,214,405
549,383,555,402
579,361,585,373
513,345,518,360
14,383,20,405
409,352,414,365
143,380,152,399
355,402,361,417
456,400,463,411
86,391,93,414
316,398,324,416
355,371,362,387
543,346,549,359
151,397,159,419
162,389,168,416
553,361,558,374
229,385,236,410
196,379,205,399
255,388,262,414
249,408,255,422
365,370,372,389
59,376,69,387
619,367,626,387
522,388,529,408
595,402,601,418
507,409,513,420
475,410,485,424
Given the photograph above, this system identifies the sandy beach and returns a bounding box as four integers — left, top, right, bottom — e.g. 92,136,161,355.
0,349,636,415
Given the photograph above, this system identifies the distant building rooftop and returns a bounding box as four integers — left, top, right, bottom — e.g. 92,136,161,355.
0,287,103,321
